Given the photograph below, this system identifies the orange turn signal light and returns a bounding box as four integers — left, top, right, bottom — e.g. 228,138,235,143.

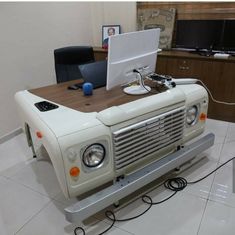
36,131,43,139
70,167,80,177
200,113,207,121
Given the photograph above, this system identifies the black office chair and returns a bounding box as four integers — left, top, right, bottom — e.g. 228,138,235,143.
54,46,95,83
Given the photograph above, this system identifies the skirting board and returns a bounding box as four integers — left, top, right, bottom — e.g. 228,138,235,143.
0,128,23,144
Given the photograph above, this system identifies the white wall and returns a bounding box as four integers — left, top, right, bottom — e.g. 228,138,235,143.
0,2,93,138
91,2,136,46
90,2,136,46
0,2,136,138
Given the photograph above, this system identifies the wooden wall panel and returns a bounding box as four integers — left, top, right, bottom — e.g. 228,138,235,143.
137,2,235,48
137,2,235,20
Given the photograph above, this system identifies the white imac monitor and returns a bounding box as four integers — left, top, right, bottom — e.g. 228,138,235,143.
106,29,160,95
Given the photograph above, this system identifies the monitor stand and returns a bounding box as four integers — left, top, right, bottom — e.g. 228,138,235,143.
123,73,151,95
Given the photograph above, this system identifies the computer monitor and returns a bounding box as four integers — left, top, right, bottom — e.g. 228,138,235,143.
106,29,160,95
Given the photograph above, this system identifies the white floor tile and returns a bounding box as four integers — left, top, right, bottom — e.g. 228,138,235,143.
198,200,235,235
219,141,235,167
209,164,235,208
205,119,229,139
15,200,134,235
8,159,62,198
187,119,227,148
186,133,223,160
53,190,79,207
203,130,226,145
101,191,207,235
225,122,235,143
198,142,223,162
177,157,218,199
187,119,226,145
0,134,32,174
0,159,35,178
0,176,50,235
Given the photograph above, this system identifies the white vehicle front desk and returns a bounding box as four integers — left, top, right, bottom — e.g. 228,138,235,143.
15,80,214,223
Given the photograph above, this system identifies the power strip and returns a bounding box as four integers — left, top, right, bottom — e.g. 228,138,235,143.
171,78,198,85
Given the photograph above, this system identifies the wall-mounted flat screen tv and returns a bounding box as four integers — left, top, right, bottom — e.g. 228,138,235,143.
175,20,224,50
222,20,235,51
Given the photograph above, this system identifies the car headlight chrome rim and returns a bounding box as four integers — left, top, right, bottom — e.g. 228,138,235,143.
186,105,199,126
82,144,105,168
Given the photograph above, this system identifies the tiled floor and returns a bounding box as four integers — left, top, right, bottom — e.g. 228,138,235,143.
1,119,235,235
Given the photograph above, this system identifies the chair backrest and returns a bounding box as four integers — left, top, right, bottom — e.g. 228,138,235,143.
79,60,107,89
54,46,95,83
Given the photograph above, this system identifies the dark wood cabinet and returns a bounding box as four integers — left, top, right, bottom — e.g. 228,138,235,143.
200,61,235,121
156,57,168,74
94,48,235,122
160,57,203,78
94,47,107,61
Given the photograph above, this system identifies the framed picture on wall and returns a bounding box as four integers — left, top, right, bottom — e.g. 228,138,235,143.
102,25,121,49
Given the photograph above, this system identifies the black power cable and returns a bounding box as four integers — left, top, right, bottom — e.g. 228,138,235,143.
133,69,160,94
134,70,235,106
74,156,235,235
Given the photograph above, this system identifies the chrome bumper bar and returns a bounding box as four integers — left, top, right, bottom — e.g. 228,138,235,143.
65,133,215,223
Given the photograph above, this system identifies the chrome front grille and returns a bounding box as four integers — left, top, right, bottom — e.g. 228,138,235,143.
112,107,185,171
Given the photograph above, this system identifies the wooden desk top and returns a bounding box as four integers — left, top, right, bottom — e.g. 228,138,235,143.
29,80,153,113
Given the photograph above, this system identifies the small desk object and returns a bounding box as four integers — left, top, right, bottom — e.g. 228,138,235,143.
15,80,214,223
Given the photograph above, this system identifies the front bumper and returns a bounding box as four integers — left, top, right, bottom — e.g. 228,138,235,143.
65,133,215,223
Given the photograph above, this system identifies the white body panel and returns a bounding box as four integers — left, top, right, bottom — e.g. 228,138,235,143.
15,84,208,198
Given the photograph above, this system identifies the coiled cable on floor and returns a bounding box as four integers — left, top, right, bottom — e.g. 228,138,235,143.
74,156,235,235
164,177,188,191
74,196,153,235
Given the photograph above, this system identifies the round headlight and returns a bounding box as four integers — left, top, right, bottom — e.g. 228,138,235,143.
186,105,199,126
82,144,105,168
